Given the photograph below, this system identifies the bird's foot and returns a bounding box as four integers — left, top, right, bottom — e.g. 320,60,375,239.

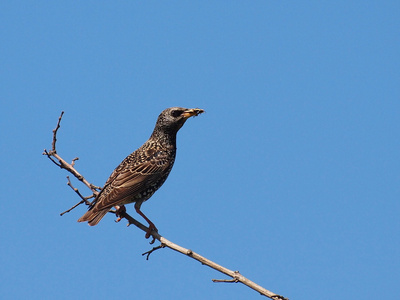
145,224,158,244
114,205,126,223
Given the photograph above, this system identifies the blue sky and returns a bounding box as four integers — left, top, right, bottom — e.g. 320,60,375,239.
1,1,399,299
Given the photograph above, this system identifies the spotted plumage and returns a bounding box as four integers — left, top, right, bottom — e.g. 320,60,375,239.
78,107,204,237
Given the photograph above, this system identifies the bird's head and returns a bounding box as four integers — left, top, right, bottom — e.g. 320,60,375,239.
153,107,205,136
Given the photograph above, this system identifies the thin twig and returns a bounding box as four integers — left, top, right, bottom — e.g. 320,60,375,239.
43,149,62,167
66,176,93,205
60,177,95,216
60,201,86,216
142,244,165,260
71,157,79,167
43,111,288,300
51,111,64,152
43,112,100,195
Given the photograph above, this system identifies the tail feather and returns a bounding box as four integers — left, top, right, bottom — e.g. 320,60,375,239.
77,208,109,226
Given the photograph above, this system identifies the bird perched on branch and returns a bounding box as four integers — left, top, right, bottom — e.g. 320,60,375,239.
78,107,204,238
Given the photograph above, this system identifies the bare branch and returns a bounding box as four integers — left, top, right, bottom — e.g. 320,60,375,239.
43,112,100,195
154,235,287,300
43,112,288,300
52,111,64,152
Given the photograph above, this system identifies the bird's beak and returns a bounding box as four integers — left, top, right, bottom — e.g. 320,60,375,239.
182,108,205,119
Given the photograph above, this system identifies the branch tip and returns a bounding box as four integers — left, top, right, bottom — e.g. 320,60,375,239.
51,111,64,151
142,244,164,260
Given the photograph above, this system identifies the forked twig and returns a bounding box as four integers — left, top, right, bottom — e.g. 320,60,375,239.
66,176,93,205
142,244,165,260
43,112,288,300
60,177,95,216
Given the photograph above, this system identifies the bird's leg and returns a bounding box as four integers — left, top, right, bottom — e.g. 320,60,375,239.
135,206,158,239
114,205,126,223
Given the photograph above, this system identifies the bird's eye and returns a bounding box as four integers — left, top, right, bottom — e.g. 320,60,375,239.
171,110,183,118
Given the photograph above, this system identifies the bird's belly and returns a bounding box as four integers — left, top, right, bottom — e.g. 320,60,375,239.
133,189,155,201
121,181,164,205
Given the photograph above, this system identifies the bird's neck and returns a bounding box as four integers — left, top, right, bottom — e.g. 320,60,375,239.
150,129,177,149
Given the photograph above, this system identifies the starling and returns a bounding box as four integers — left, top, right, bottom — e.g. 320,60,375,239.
78,107,204,238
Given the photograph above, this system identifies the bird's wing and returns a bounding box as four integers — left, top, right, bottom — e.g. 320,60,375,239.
90,148,173,211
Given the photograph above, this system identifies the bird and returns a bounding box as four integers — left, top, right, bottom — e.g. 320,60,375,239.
78,107,204,239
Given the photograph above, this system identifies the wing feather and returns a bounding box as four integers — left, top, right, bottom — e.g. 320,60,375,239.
89,147,173,212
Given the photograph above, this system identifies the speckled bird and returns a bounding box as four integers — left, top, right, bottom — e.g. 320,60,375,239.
78,107,204,238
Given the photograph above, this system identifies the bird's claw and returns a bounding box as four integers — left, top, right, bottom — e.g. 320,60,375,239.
114,205,127,223
145,225,158,244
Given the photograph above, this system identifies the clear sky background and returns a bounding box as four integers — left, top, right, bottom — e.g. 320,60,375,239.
1,1,399,300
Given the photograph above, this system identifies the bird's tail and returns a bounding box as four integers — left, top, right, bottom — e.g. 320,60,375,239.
77,208,109,226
